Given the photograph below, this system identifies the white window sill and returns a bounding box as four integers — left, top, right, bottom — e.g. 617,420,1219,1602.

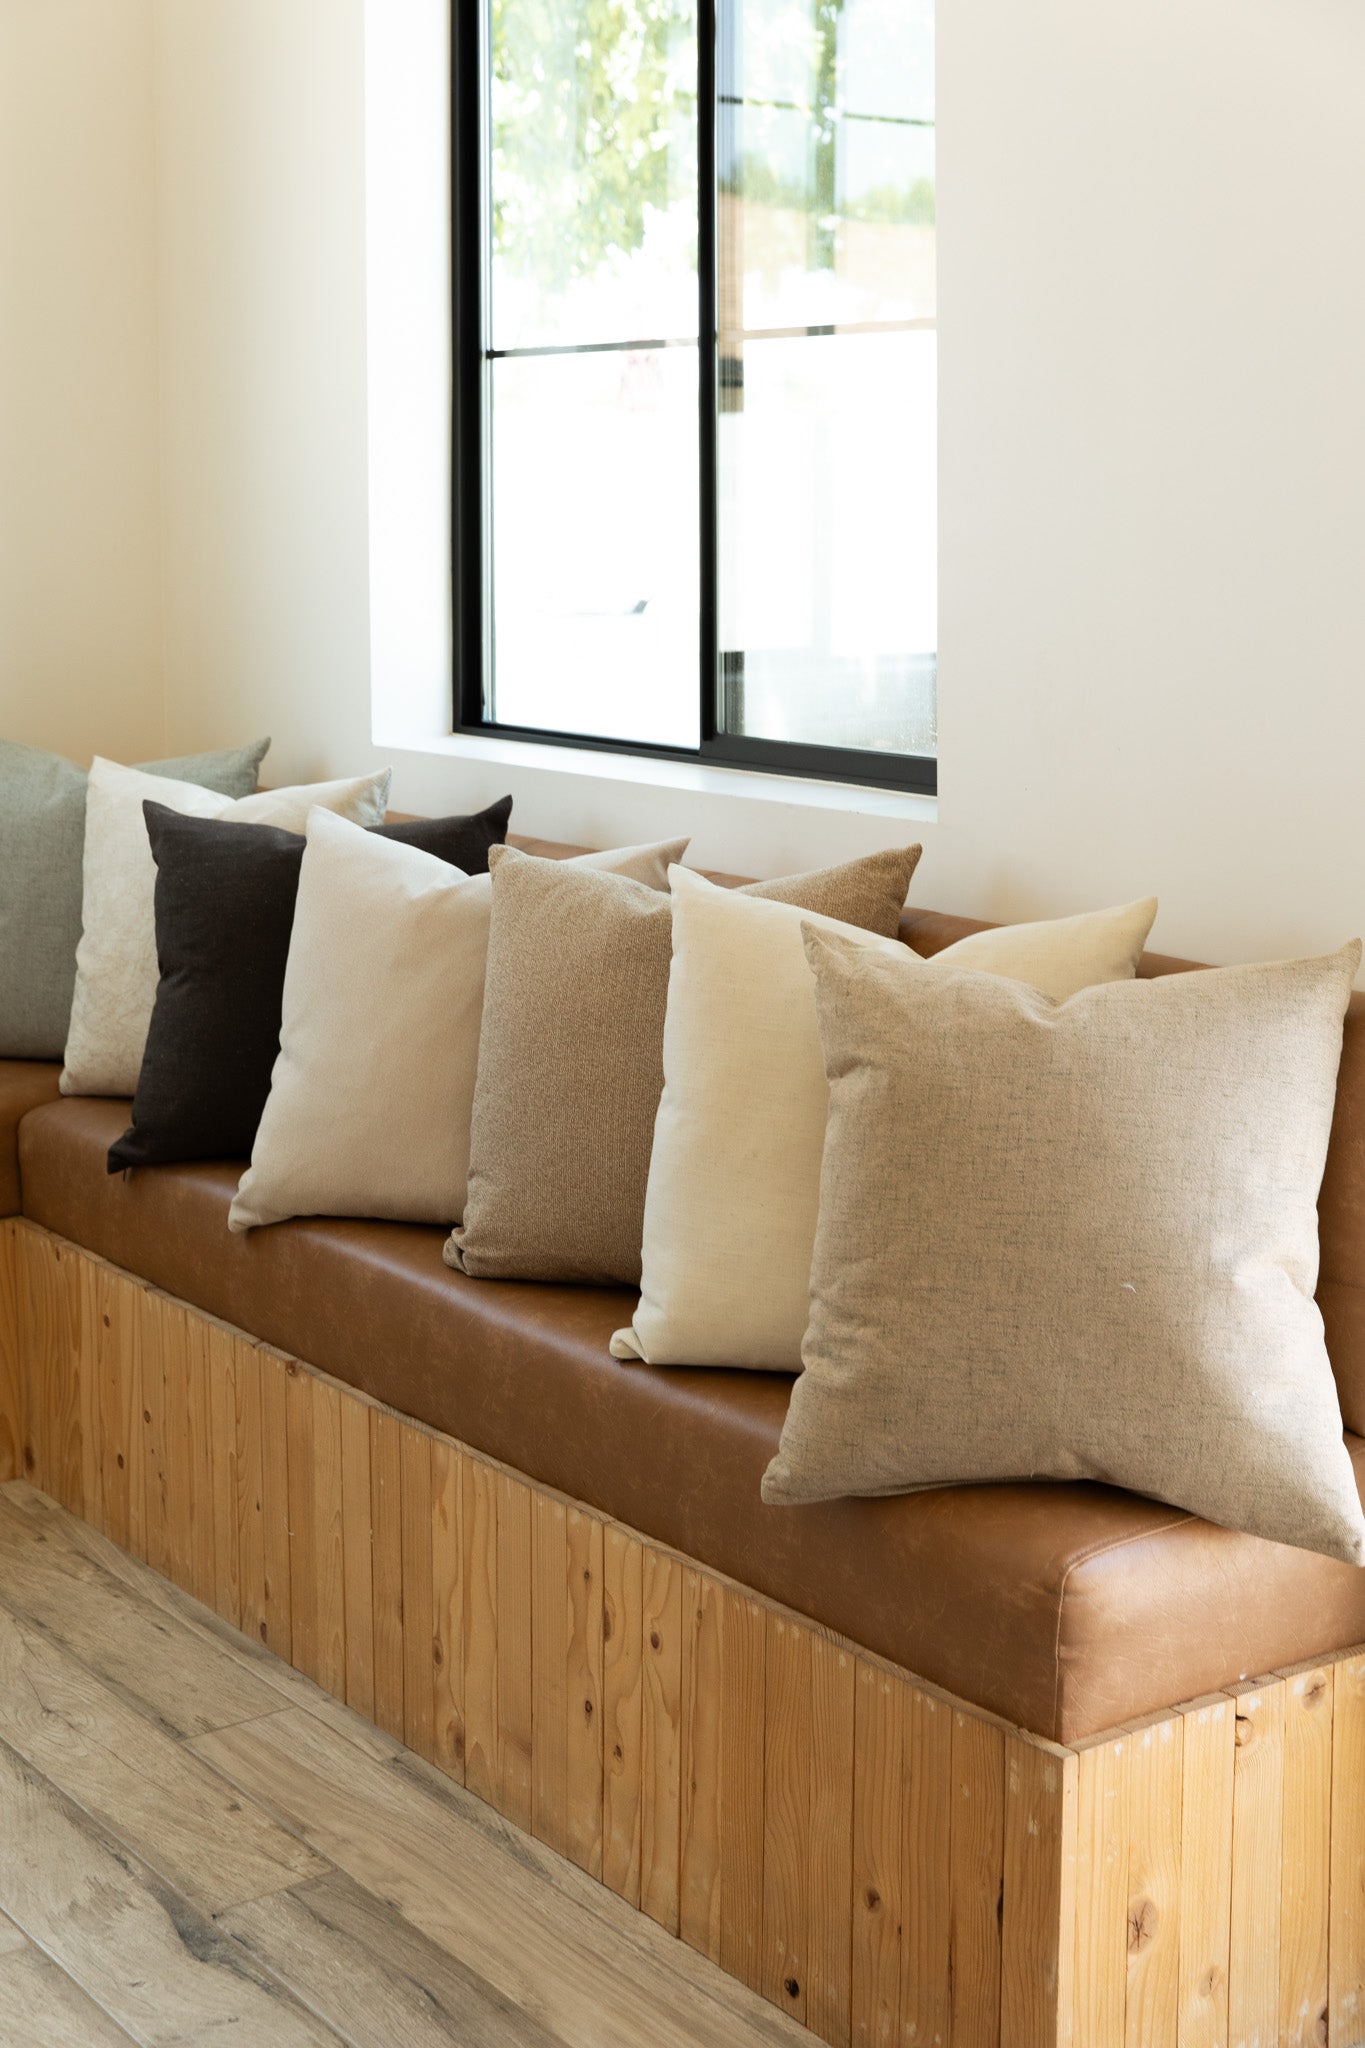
376,722,939,824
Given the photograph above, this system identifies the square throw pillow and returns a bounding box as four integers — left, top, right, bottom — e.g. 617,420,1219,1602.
0,735,269,1061
763,927,1365,1565
445,841,921,1286
107,794,512,1171
227,826,693,1233
60,757,392,1099
611,876,1158,1370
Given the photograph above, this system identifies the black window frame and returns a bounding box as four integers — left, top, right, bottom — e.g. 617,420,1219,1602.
450,0,938,799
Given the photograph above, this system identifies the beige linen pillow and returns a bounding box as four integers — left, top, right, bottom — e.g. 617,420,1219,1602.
228,826,692,1233
445,842,920,1286
611,875,1157,1370
61,757,392,1098
763,928,1365,1565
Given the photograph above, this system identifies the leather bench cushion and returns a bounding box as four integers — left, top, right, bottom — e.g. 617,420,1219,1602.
0,1062,62,1215
26,1095,1365,1743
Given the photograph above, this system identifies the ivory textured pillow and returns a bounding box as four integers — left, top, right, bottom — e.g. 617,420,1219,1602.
611,876,1157,1370
446,842,920,1286
61,757,391,1098
763,928,1365,1565
228,828,692,1233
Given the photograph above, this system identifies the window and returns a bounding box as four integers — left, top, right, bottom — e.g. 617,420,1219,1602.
453,0,936,794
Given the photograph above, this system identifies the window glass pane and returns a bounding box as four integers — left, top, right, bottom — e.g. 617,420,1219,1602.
717,0,936,760
489,0,700,354
717,332,936,758
488,349,701,748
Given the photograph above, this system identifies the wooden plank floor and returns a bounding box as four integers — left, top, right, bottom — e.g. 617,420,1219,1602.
0,1480,808,2048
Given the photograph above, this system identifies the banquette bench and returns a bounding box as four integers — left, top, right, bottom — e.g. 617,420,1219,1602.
1,832,1363,2048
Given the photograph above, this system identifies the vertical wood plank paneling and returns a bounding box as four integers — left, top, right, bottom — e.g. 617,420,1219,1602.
1278,1664,1332,2048
208,1326,242,1627
531,1490,569,1854
950,1709,1005,2048
640,1546,683,1936
13,1228,43,1490
19,1230,83,1511
340,1390,375,1716
95,1266,133,1549
1123,1713,1182,2048
312,1378,347,1704
284,1363,318,1681
77,1257,102,1534
461,1452,499,1804
369,1405,405,1742
680,1568,723,1963
0,1222,21,1483
902,1686,952,2048
15,1228,48,1493
602,1524,644,1906
1329,1653,1365,2047
1001,1736,1078,2048
720,1588,767,1996
763,1611,812,2027
807,1636,854,2048
852,1660,903,2047
186,1313,216,1607
1073,1733,1129,2048
257,1347,293,1659
495,1468,533,1827
429,1437,463,1779
160,1300,193,1596
232,1342,266,1649
1228,1679,1285,2048
1176,1696,1234,2048
139,1289,170,1578
565,1506,604,1878
399,1426,434,1757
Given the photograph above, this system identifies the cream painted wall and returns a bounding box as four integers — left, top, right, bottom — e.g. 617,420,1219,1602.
0,0,165,764
151,0,1365,968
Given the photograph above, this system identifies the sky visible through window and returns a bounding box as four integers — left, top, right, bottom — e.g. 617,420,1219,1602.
484,0,936,760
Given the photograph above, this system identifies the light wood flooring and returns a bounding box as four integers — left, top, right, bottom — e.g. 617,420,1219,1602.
0,1479,808,2047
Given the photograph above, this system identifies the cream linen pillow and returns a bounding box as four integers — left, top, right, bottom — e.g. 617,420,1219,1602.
228,825,693,1232
60,757,392,1098
763,928,1365,1565
611,875,1157,1370
446,842,921,1286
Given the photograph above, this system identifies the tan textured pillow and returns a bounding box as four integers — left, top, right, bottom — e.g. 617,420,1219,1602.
612,877,1157,1370
764,928,1365,1565
445,842,921,1285
228,826,692,1233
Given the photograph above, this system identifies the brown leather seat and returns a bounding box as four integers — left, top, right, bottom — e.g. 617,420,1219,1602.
0,1061,62,1216
21,1094,1365,1744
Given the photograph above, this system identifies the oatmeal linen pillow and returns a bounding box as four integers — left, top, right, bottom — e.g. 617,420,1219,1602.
611,875,1157,1370
445,842,920,1286
227,825,693,1233
61,757,391,1098
763,928,1365,1565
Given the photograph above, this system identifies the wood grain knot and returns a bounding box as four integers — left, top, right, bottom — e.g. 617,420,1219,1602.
1234,1713,1254,1747
864,1887,881,1914
1302,1675,1329,1709
783,1978,800,2002
649,1630,661,1652
1127,1898,1157,1953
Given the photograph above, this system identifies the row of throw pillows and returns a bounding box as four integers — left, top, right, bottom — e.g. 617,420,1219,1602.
31,742,1365,1569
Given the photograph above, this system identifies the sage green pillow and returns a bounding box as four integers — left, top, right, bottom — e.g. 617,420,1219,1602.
0,736,270,1060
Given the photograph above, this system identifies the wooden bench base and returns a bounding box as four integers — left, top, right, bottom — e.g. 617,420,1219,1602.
1,1215,1362,2047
